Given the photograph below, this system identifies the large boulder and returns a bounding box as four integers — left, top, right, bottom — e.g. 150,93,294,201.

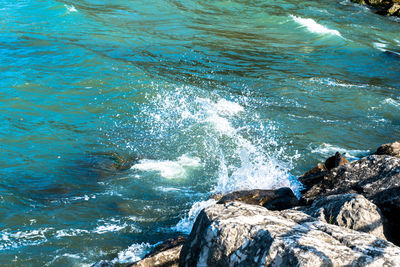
129,237,186,267
301,155,400,244
305,194,386,239
179,202,400,267
376,141,400,158
216,187,298,211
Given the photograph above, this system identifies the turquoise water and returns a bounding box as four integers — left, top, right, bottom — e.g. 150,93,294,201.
1,0,400,265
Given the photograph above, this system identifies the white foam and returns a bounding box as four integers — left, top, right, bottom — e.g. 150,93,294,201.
0,228,53,250
384,98,400,108
65,4,77,13
290,15,342,37
215,98,245,116
374,42,387,51
310,77,366,88
55,229,90,238
175,199,217,234
131,155,202,179
112,242,152,264
311,143,369,160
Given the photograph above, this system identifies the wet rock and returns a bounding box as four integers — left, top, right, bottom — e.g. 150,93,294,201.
301,155,400,244
376,141,400,158
179,202,400,267
91,260,114,267
298,163,328,189
306,194,386,239
324,152,349,171
351,0,400,16
298,152,348,189
128,237,186,267
216,187,298,211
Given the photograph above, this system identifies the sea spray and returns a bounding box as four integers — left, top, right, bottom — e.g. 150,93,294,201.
136,85,302,234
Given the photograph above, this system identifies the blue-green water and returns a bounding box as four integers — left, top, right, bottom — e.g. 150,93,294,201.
1,0,400,265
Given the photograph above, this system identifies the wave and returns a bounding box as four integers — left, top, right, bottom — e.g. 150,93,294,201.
290,15,342,37
131,155,202,179
310,143,370,160
137,86,301,233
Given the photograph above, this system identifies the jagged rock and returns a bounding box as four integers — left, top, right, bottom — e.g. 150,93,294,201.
376,141,400,158
298,163,328,188
324,152,349,171
301,155,400,244
305,194,385,239
351,0,400,16
179,202,400,267
216,187,298,211
91,260,114,267
129,237,186,267
298,152,348,189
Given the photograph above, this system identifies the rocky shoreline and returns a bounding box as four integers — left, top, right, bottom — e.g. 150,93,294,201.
351,0,400,16
94,141,400,267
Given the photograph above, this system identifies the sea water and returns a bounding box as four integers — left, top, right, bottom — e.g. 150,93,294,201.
0,0,399,265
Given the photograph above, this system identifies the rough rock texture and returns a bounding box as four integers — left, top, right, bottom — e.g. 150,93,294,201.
305,194,385,239
91,260,114,267
129,237,186,267
351,0,400,16
179,202,400,267
216,187,298,210
298,152,349,189
324,152,349,171
376,141,400,158
301,155,400,244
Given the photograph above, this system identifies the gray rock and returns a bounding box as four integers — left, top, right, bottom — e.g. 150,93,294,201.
376,141,400,158
91,260,114,267
216,187,298,211
301,155,400,244
179,202,400,267
129,237,186,267
306,194,385,239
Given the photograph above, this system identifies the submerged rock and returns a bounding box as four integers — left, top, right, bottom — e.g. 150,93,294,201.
376,141,400,158
305,193,386,239
216,187,298,211
179,202,400,267
129,237,186,267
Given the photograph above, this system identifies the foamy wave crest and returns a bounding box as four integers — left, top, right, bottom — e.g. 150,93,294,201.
112,242,152,264
311,143,369,160
65,4,78,13
290,15,342,37
0,227,53,250
131,155,202,179
384,98,400,109
310,77,366,88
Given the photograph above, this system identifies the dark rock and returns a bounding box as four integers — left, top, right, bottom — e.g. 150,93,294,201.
298,163,328,189
298,152,349,189
216,187,298,210
128,237,186,267
301,155,400,244
324,152,349,171
306,193,385,239
91,260,114,267
179,202,400,267
376,141,400,158
351,0,400,16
